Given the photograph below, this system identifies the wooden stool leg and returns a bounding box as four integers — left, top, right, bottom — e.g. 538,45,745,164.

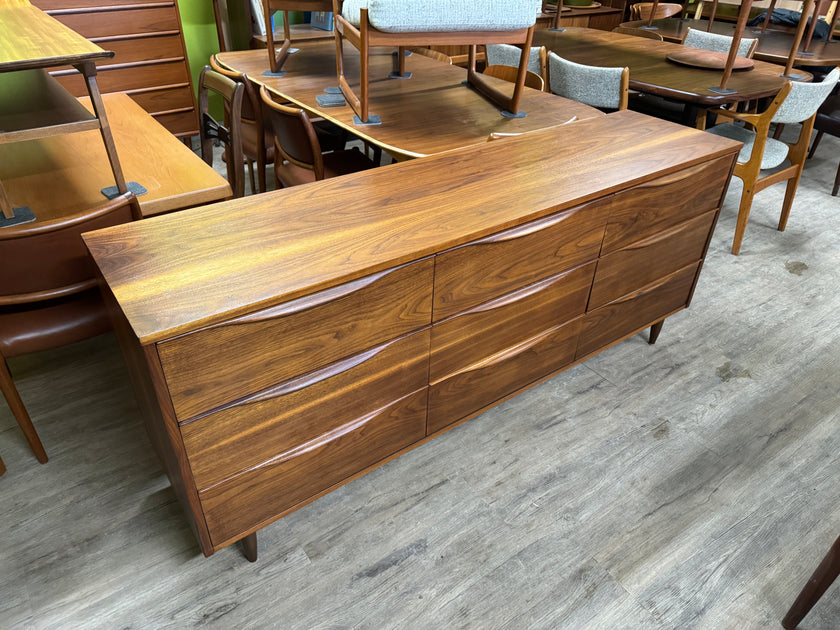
0,453,6,476
241,531,258,562
649,320,664,344
782,535,840,629
0,357,48,463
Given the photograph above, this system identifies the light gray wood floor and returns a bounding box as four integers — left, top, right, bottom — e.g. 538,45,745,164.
1,125,839,630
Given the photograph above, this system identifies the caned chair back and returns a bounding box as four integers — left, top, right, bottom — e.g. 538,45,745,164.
682,28,757,58
198,65,245,198
548,52,629,110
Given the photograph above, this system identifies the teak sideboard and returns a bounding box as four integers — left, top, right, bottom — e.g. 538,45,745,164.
83,111,740,561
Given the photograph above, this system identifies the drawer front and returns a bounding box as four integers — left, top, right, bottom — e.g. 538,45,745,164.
430,262,595,382
576,262,700,359
152,109,199,137
428,318,582,434
52,60,191,96
93,34,186,67
182,329,431,490
51,6,181,38
199,388,429,546
129,85,195,117
433,201,608,321
601,156,732,254
589,210,716,310
37,0,154,9
158,258,434,420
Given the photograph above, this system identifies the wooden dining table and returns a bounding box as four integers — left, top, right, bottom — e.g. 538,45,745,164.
621,18,840,67
534,26,803,107
215,40,605,161
0,92,231,222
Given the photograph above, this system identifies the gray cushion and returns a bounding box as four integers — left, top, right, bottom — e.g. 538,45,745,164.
705,123,789,169
486,44,542,74
773,67,840,124
342,0,541,32
548,52,625,110
683,28,756,57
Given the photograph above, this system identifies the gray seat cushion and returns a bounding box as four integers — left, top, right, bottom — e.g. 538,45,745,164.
342,0,541,32
705,123,789,169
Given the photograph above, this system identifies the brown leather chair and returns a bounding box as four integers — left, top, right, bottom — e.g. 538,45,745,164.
210,55,275,194
259,85,377,188
0,192,141,465
807,93,840,196
198,65,245,198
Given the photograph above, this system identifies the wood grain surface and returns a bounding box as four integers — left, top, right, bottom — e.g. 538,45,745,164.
83,111,742,346
534,27,796,105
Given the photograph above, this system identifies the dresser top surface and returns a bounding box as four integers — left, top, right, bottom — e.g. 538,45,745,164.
84,110,740,344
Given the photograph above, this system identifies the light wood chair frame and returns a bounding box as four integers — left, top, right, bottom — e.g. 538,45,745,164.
484,64,545,91
331,0,536,123
263,0,334,74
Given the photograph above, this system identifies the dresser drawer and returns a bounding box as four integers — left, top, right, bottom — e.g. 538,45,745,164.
430,262,595,382
428,318,582,434
152,109,198,137
52,59,191,97
577,262,700,359
158,258,434,420
199,388,429,546
589,211,716,310
129,85,195,117
93,33,186,66
433,201,607,321
601,156,732,254
51,6,181,38
182,329,431,490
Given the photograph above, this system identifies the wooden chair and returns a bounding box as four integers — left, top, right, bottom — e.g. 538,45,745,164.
681,27,758,58
263,0,333,75
486,43,547,87
331,0,542,123
484,64,545,91
807,93,840,196
0,192,141,465
547,52,629,111
259,85,377,188
210,55,274,194
629,2,683,19
782,535,840,629
705,68,839,254
612,25,665,40
198,65,246,198
0,453,5,476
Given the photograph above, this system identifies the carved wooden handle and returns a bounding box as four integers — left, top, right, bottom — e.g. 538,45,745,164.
479,207,579,243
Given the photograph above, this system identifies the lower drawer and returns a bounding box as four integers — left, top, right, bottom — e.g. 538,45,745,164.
182,329,431,490
427,318,582,434
199,388,429,546
576,262,701,359
51,60,191,97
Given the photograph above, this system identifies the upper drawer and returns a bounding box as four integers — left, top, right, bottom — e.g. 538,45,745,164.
48,6,181,38
433,200,608,321
52,59,191,97
589,210,717,310
157,258,434,421
92,33,185,67
129,85,195,117
431,262,595,383
601,156,733,254
181,329,431,491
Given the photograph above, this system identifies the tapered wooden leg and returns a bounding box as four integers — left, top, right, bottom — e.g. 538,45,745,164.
778,173,803,231
782,535,840,629
241,532,258,562
0,357,48,464
807,130,824,159
832,162,840,196
648,320,664,345
731,181,755,255
0,453,6,476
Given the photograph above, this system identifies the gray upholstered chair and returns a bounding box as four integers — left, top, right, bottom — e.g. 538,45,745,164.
332,0,543,122
705,68,839,254
807,93,840,196
681,27,758,58
547,52,629,111
486,43,547,85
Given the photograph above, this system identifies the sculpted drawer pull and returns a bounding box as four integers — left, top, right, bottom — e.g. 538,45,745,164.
479,207,580,243
441,328,557,379
469,271,574,314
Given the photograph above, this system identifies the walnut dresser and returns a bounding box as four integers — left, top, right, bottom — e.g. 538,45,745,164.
83,111,740,561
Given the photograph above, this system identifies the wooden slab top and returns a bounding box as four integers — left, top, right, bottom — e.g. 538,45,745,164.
535,27,798,105
216,42,604,160
0,92,231,220
84,110,741,345
0,0,112,71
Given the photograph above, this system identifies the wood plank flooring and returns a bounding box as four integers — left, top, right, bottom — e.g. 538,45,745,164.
1,127,839,629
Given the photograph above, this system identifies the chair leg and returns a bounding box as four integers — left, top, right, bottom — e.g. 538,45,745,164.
807,130,824,159
782,535,840,629
0,453,6,475
0,357,48,463
731,180,756,255
778,170,805,232
832,161,840,197
241,531,258,562
648,320,664,344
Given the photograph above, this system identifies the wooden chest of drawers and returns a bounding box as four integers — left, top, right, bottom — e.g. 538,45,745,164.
32,0,198,138
84,111,740,559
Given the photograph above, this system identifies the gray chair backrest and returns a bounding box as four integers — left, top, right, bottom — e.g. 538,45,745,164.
486,43,542,75
773,68,840,124
548,52,625,110
683,28,756,57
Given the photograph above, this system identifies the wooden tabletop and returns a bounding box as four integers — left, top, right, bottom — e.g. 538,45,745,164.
216,41,604,160
83,110,741,344
534,27,799,105
622,18,840,66
0,92,231,221
0,0,112,72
